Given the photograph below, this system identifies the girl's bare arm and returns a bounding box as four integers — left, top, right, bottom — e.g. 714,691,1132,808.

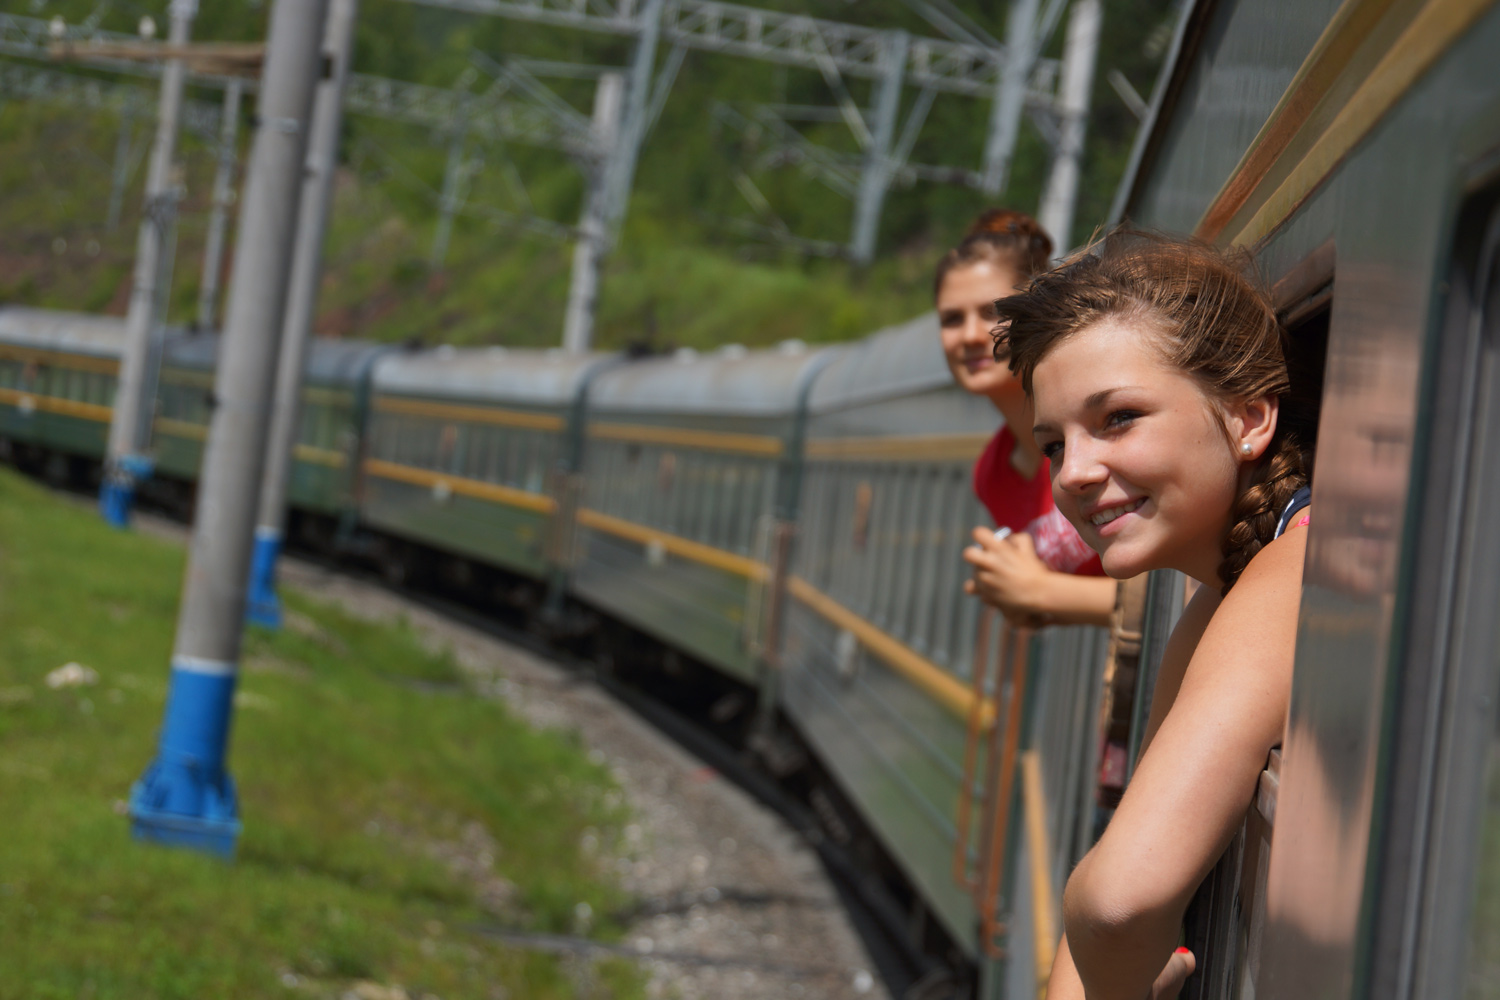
963,527,1119,627
1057,526,1307,999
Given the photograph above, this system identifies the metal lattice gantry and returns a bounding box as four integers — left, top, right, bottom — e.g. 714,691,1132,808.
399,0,1058,97
0,13,594,157
395,0,1069,262
0,11,600,264
0,59,222,136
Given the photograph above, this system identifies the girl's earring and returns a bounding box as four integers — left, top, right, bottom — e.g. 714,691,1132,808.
1240,442,1253,456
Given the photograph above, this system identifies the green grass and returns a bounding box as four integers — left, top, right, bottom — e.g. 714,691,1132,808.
0,467,645,1000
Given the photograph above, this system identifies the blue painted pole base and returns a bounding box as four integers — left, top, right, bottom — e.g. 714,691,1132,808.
100,454,155,529
129,661,242,858
246,528,284,629
99,479,135,529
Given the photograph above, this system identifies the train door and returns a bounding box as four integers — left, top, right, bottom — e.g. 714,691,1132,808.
1348,182,1500,996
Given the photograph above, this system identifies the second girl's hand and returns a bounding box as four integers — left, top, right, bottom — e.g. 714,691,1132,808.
964,526,1055,627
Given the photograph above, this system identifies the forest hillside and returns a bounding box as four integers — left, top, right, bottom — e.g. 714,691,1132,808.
0,0,1176,349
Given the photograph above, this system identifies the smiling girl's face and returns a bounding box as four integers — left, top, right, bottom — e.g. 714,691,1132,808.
938,260,1028,401
1031,315,1275,585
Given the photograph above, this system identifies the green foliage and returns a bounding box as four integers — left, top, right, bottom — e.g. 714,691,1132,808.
0,468,646,999
0,0,1174,345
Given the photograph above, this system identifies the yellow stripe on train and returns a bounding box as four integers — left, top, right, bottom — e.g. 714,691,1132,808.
372,396,566,432
359,456,986,722
362,457,556,513
587,421,785,457
0,387,112,423
805,433,991,463
786,576,992,725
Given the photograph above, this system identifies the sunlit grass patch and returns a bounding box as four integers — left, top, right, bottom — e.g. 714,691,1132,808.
0,468,644,999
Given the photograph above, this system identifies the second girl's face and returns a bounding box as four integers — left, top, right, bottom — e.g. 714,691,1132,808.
938,261,1028,400
1031,316,1243,584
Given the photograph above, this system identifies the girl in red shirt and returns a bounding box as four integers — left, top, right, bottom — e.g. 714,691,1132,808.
935,210,1116,626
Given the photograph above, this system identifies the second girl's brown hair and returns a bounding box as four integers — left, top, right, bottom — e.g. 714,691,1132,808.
992,229,1311,593
933,208,1054,297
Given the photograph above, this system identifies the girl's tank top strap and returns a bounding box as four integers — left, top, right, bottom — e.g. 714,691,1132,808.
1274,485,1312,539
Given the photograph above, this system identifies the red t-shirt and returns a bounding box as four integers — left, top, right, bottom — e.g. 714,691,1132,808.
973,426,1105,576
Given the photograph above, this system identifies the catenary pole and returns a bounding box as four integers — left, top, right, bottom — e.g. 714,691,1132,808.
430,86,473,270
198,79,244,331
1036,0,1101,252
101,0,196,526
246,0,360,629
561,72,623,354
128,0,331,857
601,0,665,232
849,29,908,265
979,0,1039,194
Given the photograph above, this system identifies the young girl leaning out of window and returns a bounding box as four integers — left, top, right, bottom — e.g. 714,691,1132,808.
935,208,1118,628
993,230,1313,999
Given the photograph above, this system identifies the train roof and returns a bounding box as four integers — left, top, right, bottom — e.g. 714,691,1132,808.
586,342,842,418
805,313,949,413
164,332,393,386
372,346,616,407
0,307,126,358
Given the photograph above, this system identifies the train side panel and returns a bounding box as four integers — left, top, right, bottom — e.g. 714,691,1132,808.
359,350,611,581
361,395,565,578
0,309,123,458
571,348,835,686
784,316,1114,966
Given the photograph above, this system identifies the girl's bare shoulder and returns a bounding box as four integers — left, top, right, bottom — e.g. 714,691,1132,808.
1229,507,1312,602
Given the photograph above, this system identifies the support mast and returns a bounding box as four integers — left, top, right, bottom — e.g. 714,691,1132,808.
198,79,244,331
246,0,360,629
561,72,624,354
1036,0,1101,252
101,0,196,526
128,0,331,856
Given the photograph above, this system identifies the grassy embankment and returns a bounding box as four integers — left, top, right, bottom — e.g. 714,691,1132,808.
0,467,642,1000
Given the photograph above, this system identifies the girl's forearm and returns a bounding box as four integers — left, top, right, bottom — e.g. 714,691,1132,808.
1046,934,1087,1000
1063,855,1191,1000
1037,573,1118,628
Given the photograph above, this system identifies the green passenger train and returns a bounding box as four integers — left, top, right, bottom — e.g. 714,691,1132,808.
6,0,1500,987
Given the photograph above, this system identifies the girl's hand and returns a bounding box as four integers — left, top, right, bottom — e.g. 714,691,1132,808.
1149,948,1196,999
963,527,1055,625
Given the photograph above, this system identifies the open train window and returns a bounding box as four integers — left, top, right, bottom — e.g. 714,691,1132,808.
1273,239,1334,475
1175,243,1335,1000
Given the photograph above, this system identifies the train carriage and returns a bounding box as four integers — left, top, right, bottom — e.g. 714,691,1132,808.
153,333,390,522
1111,0,1500,990
361,347,616,581
780,313,1114,992
0,307,123,461
572,343,840,686
152,333,215,482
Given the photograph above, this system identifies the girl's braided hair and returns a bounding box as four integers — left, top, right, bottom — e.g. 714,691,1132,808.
933,208,1054,298
992,228,1312,594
